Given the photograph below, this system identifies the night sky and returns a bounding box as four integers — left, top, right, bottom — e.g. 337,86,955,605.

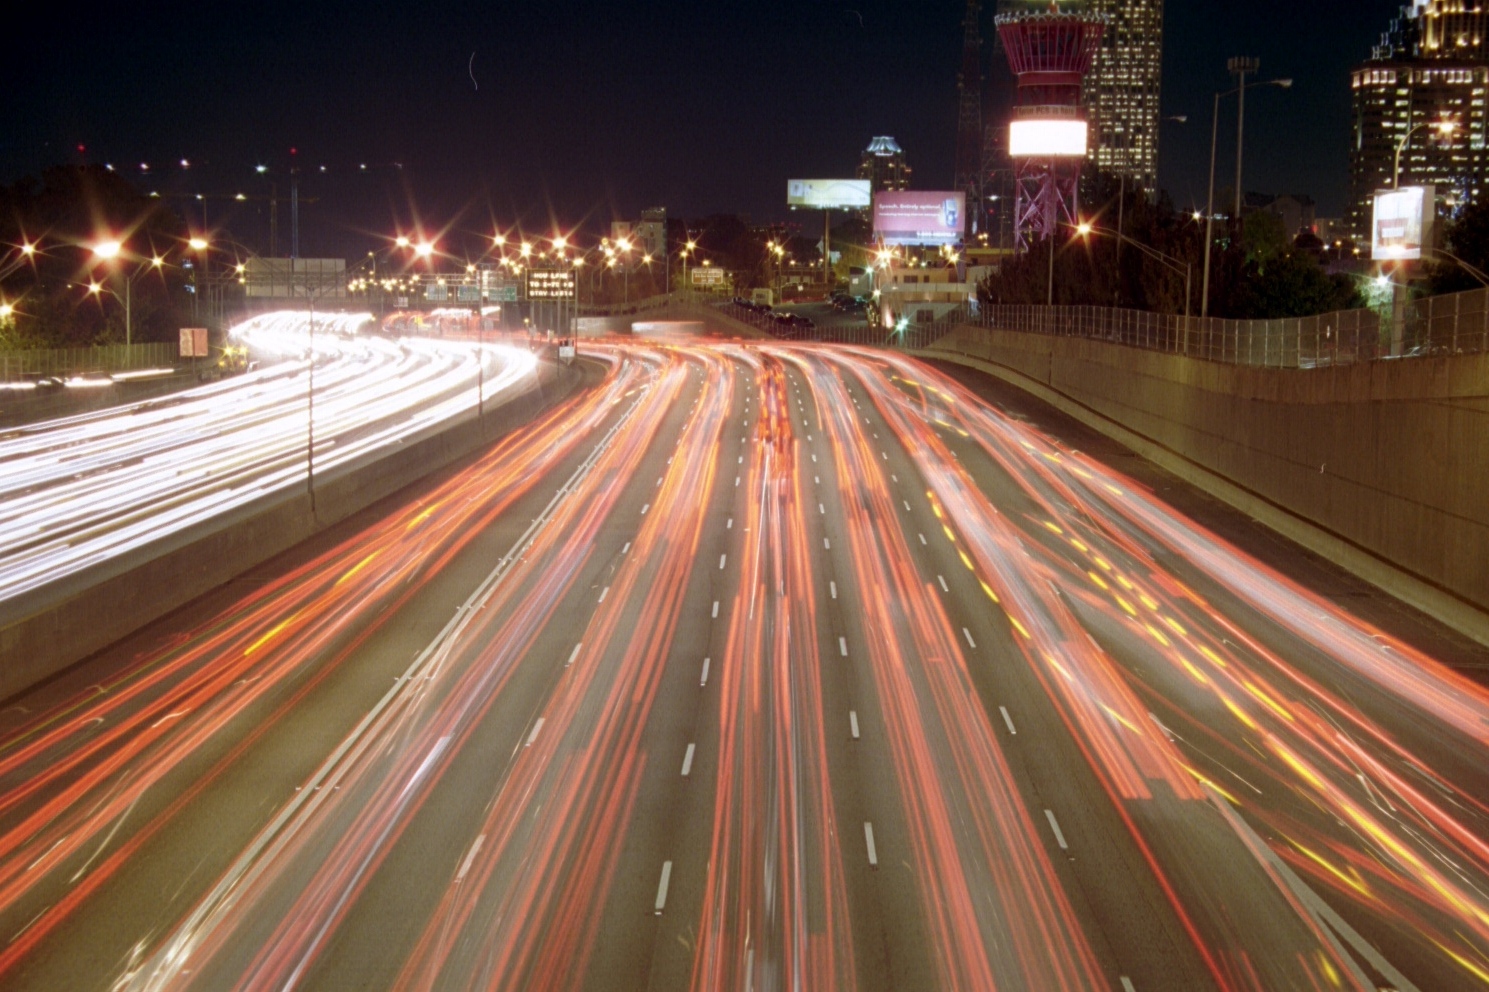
1,0,1411,255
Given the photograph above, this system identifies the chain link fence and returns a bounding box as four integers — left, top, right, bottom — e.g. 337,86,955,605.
958,288,1489,368
0,343,180,381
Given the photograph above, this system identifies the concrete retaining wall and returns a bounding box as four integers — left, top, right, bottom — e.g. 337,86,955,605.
924,325,1489,639
0,361,587,701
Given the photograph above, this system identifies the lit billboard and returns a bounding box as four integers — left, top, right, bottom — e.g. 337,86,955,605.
1372,185,1434,261
787,179,872,210
1009,119,1089,158
873,191,967,246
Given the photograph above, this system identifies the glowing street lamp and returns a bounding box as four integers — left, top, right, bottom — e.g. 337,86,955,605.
414,242,435,258
91,240,123,260
188,237,209,251
395,235,411,248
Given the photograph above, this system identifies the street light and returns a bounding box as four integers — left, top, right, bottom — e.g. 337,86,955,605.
1394,118,1458,189
1202,73,1293,317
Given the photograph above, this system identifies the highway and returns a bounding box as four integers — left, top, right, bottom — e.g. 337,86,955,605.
0,331,1485,990
0,311,536,606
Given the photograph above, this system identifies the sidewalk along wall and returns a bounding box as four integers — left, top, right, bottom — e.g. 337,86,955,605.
927,324,1489,619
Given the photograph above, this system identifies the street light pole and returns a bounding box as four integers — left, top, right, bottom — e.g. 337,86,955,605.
1394,119,1457,189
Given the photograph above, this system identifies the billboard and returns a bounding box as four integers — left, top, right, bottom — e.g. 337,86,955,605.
1372,185,1434,261
178,327,208,358
243,258,347,299
874,191,967,246
1009,119,1089,158
691,266,726,288
787,179,872,210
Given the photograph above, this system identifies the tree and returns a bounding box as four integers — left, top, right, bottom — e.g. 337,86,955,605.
0,165,191,348
1427,199,1489,294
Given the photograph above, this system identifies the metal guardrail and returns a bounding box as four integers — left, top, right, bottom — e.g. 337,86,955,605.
0,343,181,381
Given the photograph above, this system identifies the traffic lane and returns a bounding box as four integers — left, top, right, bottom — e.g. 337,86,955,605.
920,358,1487,681
0,359,630,990
817,349,1224,991
126,350,694,990
879,353,1489,989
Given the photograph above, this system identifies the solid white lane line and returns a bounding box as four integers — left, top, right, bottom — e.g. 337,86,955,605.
1120,979,1137,992
1045,810,1069,850
567,643,583,668
963,627,976,649
719,554,727,570
999,706,1017,735
864,823,879,867
918,533,927,545
712,601,720,619
681,743,696,777
830,581,838,600
700,657,711,686
849,711,860,739
654,861,673,914
598,586,609,603
526,718,545,748
937,575,949,592
456,834,486,881
838,637,849,657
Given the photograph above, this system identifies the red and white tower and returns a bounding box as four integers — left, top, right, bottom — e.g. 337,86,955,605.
995,4,1106,250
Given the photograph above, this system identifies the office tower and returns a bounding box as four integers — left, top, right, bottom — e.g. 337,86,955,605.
1347,1,1489,240
1083,0,1166,193
858,137,912,194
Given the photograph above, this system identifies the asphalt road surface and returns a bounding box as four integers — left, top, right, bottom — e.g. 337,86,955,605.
0,330,1485,991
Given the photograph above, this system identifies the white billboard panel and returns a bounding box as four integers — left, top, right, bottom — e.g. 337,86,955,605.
787,179,872,210
1009,119,1089,158
1372,185,1434,261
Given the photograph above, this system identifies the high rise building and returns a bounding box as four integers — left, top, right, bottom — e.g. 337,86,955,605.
1347,1,1489,240
858,137,912,193
1082,0,1166,193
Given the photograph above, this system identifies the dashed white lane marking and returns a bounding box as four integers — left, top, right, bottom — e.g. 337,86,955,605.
712,601,720,619
727,517,733,530
526,718,545,747
891,474,898,483
598,586,609,604
903,500,911,511
738,455,743,464
621,542,631,555
864,823,879,867
819,503,825,514
656,477,663,487
814,476,820,484
830,581,838,600
567,643,583,668
812,454,818,463
838,637,849,657
719,554,728,570
681,743,696,777
641,503,650,515
735,476,741,487
918,533,927,545
700,657,711,686
963,627,977,649
1045,810,1069,850
849,711,860,739
1120,979,1137,992
882,452,888,460
807,435,812,441
456,834,485,881
654,861,673,914
937,575,949,592
999,706,1017,735
823,538,831,550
